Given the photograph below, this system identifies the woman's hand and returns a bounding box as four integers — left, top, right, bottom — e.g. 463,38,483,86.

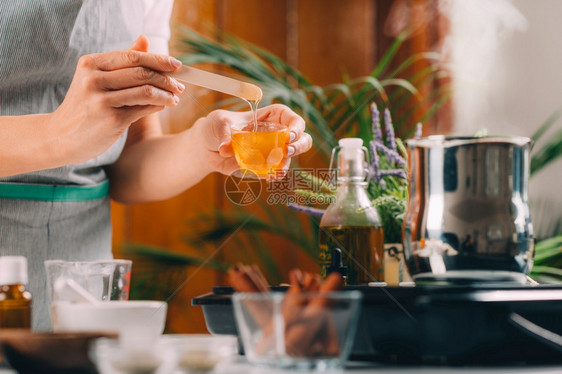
191,103,313,176
48,35,184,165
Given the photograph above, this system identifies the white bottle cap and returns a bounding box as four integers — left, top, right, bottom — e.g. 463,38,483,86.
338,138,363,148
0,256,28,285
337,138,367,180
338,138,364,159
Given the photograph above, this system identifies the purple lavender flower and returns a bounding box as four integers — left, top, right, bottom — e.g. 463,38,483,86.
414,122,423,139
370,103,383,143
369,140,381,182
374,142,406,168
288,203,326,218
379,169,408,180
384,108,396,151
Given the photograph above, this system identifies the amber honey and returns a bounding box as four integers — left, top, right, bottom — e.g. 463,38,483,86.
231,122,289,177
0,284,32,328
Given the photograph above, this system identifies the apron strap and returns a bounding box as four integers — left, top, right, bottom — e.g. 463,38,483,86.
0,180,109,201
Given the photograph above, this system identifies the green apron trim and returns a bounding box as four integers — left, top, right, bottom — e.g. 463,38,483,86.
0,180,110,201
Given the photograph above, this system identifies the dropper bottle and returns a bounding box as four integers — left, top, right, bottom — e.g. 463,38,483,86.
0,256,32,329
319,138,384,285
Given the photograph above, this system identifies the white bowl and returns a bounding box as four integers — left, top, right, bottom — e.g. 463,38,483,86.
91,334,237,374
52,301,167,347
92,337,176,374
168,334,238,372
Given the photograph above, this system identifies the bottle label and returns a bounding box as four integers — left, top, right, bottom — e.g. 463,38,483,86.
318,241,331,279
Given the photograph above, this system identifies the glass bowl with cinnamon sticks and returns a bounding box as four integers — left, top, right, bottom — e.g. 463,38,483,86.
229,265,362,370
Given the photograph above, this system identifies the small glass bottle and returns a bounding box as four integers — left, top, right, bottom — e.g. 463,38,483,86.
0,256,32,329
319,138,384,285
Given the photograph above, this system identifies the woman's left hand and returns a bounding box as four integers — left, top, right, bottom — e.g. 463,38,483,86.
191,104,313,176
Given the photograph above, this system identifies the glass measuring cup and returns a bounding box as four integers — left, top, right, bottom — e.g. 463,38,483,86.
45,259,132,303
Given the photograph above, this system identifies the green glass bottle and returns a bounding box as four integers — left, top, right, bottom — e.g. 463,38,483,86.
319,139,384,285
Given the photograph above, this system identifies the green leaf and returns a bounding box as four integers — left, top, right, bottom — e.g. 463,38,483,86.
374,195,407,243
534,235,562,266
124,244,227,271
531,106,562,143
387,52,443,79
530,265,562,283
530,127,562,176
370,29,410,78
380,78,421,100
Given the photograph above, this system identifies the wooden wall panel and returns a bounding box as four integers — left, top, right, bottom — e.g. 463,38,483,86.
220,0,288,59
297,0,376,85
370,0,452,136
170,0,217,35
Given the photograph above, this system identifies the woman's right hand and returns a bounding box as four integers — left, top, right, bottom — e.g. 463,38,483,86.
48,35,183,165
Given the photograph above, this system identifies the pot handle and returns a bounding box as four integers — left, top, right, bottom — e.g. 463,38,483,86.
509,312,562,352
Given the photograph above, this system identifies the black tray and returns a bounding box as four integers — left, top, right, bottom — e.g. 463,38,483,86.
192,285,562,365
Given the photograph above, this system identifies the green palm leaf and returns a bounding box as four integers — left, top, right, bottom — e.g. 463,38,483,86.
530,128,562,176
370,29,410,78
530,234,562,283
530,107,562,176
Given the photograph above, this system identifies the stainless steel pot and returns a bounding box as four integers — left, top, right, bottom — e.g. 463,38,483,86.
403,136,534,284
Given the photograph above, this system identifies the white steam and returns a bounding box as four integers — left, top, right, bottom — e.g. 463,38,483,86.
441,0,527,134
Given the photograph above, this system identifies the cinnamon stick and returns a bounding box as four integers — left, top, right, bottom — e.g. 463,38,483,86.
227,265,262,293
227,265,271,329
228,265,344,358
284,272,343,356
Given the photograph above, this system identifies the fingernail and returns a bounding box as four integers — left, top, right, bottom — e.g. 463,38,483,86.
174,79,185,91
287,146,295,157
170,58,182,68
289,131,296,142
173,94,180,104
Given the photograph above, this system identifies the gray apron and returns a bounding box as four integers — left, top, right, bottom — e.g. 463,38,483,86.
0,0,145,331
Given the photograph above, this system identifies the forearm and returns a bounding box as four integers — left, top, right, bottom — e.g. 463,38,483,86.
2,40,183,179
107,126,215,204
107,103,313,204
0,114,70,177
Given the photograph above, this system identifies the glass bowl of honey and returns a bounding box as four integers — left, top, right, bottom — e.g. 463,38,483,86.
230,121,290,179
